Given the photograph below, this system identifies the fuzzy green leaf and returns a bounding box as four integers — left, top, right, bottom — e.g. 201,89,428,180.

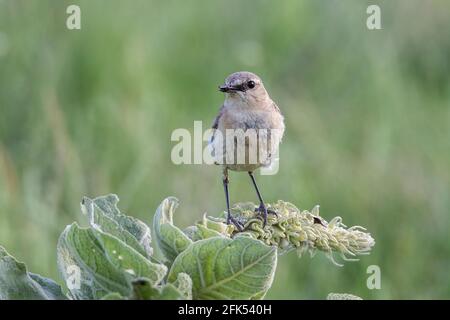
327,293,363,300
0,246,66,300
101,292,126,300
82,194,153,258
186,225,225,242
57,223,166,299
95,230,167,284
168,236,277,300
57,223,132,299
153,197,192,263
170,272,193,300
131,276,190,300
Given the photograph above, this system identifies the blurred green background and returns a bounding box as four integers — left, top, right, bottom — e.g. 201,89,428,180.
1,0,449,299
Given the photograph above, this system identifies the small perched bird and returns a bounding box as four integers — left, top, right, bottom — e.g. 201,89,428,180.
210,71,285,230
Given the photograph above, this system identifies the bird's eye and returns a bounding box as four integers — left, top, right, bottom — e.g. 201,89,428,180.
247,80,256,89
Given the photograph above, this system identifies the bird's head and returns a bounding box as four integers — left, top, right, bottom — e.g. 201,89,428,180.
219,71,269,107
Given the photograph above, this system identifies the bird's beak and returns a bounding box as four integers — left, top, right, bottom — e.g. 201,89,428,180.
219,84,243,93
219,85,230,92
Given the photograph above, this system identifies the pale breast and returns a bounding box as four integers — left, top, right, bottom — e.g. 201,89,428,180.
210,107,284,171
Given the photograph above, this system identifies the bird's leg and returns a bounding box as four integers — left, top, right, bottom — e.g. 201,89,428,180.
222,171,243,231
248,171,277,227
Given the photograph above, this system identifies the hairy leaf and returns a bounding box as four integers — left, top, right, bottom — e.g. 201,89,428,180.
153,197,192,263
82,194,153,257
185,225,225,242
168,236,277,300
57,223,132,299
0,246,66,300
170,272,193,300
327,293,363,300
131,276,190,300
57,223,166,299
101,292,126,300
95,230,167,284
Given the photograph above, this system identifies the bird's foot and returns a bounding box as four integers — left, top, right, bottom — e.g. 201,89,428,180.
227,214,244,232
254,203,277,227
255,204,278,217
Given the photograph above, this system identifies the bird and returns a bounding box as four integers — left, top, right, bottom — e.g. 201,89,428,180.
209,71,285,230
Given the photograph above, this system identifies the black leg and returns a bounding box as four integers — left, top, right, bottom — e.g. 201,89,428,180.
223,172,243,231
248,171,277,227
222,175,231,224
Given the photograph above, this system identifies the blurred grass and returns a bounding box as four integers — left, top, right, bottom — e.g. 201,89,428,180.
0,0,449,299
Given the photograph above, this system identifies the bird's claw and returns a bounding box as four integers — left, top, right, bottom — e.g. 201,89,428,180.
254,204,278,216
254,204,277,227
227,214,244,232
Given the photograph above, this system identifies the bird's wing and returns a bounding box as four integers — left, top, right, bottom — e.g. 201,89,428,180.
210,104,225,144
211,104,225,130
271,101,282,115
208,105,226,165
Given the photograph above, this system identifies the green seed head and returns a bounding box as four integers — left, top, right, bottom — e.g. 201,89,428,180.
200,200,375,266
